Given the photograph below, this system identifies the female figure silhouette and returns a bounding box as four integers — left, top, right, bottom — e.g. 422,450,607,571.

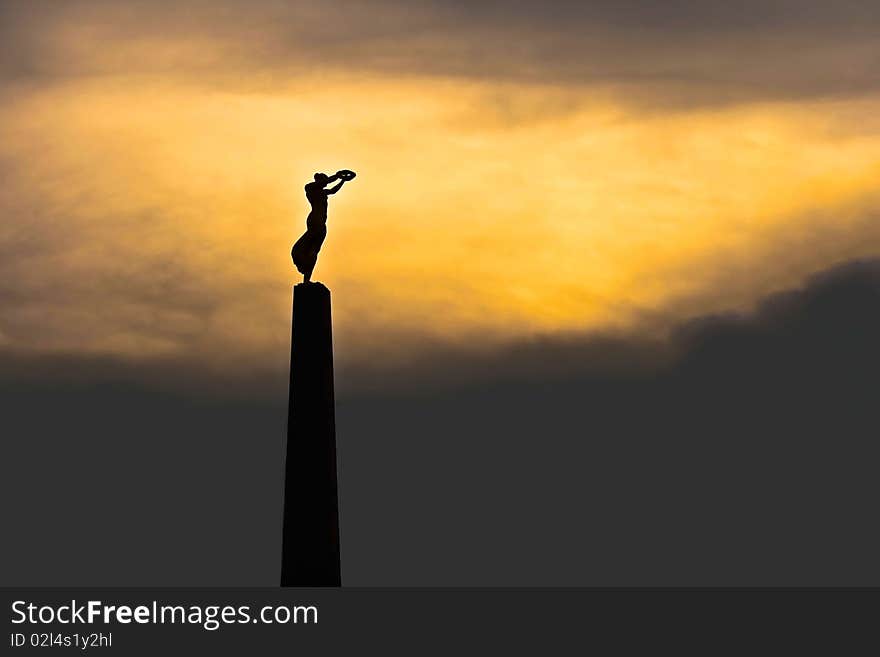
291,169,355,282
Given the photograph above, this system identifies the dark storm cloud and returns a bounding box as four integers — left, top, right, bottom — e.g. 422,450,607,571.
2,0,880,106
343,258,880,585
3,257,878,584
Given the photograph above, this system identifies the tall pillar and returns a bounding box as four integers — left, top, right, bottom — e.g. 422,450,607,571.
280,282,341,586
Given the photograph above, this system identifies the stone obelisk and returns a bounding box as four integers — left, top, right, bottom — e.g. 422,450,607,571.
280,282,341,586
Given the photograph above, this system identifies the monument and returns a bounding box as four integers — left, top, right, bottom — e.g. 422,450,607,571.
280,169,355,587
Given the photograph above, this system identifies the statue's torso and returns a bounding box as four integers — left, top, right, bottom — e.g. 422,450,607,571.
306,183,327,228
305,183,328,225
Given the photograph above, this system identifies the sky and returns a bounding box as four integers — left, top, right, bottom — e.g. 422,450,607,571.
4,259,879,585
2,0,880,585
2,0,880,376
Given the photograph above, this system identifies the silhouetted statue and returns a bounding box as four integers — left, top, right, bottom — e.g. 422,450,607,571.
291,169,356,282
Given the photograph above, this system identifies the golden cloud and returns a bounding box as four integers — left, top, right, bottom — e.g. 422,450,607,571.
2,30,880,371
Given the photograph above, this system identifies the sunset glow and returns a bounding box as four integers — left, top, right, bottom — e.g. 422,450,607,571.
2,2,880,371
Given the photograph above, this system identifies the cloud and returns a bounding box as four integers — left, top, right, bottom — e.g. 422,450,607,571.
2,1,880,107
2,257,879,584
2,69,879,372
339,258,880,584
